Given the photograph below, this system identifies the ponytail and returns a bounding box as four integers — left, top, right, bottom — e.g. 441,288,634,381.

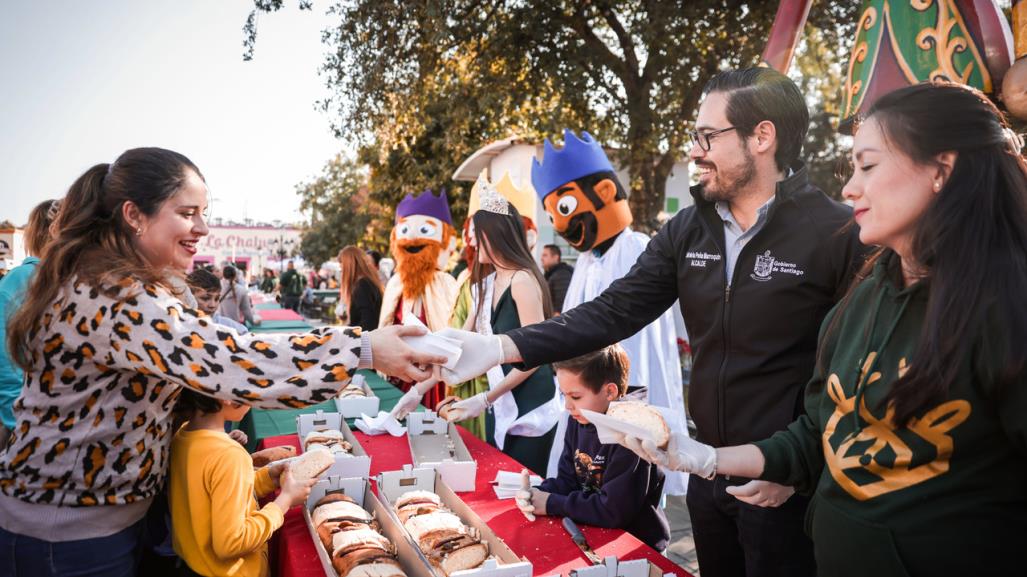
8,147,203,371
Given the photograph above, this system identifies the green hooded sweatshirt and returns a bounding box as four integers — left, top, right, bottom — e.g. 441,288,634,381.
755,252,1027,576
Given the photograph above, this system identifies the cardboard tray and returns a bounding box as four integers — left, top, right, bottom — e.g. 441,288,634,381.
377,466,532,577
559,557,676,577
304,476,436,577
333,374,381,419
405,411,477,493
296,410,372,479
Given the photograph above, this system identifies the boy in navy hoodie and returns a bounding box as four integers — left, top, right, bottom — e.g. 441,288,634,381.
515,344,670,552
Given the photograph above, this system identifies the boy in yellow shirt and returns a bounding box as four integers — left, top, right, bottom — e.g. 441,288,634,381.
170,389,315,577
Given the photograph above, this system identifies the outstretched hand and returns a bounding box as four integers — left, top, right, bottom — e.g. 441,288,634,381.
433,328,504,385
369,325,447,383
616,431,717,477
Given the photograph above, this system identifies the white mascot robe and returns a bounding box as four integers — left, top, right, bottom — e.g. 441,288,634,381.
551,229,688,495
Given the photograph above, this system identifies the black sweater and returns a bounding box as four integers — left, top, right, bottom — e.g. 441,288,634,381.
540,420,669,551
544,262,574,314
348,277,382,331
510,163,865,447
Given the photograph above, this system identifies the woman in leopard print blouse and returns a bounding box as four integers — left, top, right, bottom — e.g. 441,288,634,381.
0,147,443,576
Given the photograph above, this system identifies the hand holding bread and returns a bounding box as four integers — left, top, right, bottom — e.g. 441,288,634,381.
619,431,717,478
274,467,317,513
444,392,489,422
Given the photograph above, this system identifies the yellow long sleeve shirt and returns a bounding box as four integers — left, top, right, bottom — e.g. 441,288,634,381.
170,428,284,577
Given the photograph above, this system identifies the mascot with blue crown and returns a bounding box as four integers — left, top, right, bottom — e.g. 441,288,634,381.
533,130,687,493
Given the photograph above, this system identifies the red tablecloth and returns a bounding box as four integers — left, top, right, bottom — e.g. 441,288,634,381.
260,428,692,577
258,308,305,321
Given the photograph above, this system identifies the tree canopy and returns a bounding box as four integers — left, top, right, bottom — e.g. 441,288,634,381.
247,1,858,232
294,154,389,268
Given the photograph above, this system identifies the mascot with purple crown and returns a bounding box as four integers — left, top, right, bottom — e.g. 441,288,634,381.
379,188,459,408
533,130,687,492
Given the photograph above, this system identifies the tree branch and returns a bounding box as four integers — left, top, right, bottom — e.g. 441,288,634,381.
596,3,640,84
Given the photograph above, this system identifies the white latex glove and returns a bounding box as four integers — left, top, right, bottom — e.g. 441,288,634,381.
390,371,441,420
445,392,490,422
390,387,424,421
434,328,503,385
516,468,535,521
515,490,536,521
725,480,795,508
618,431,717,477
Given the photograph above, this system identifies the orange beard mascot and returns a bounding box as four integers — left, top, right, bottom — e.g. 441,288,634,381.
379,188,459,406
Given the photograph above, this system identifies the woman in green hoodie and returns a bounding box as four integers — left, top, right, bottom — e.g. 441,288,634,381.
619,81,1027,576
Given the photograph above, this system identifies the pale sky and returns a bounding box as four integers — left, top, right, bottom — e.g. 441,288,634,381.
0,0,344,226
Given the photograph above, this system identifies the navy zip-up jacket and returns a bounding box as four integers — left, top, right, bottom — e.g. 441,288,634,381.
540,420,669,551
510,163,865,447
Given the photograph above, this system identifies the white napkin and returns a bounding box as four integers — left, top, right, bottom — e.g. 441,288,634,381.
400,316,463,370
354,411,407,436
492,470,543,500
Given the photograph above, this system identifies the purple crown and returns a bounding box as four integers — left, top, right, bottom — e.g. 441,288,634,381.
531,129,615,201
396,188,452,225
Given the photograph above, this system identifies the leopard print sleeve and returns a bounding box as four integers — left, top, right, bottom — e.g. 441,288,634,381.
106,284,364,409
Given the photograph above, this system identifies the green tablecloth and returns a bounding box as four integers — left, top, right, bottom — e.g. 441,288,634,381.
236,369,411,451
250,319,312,332
254,302,281,310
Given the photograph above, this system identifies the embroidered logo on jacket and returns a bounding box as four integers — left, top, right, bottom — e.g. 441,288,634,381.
822,353,971,500
750,250,805,281
686,251,721,269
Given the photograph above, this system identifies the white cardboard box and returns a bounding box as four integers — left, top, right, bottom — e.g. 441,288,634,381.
303,476,436,577
562,557,677,577
296,410,372,479
332,374,381,418
406,411,477,493
377,467,532,577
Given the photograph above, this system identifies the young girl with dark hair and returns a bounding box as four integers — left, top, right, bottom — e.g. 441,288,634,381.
444,188,560,475
620,82,1027,575
0,147,442,576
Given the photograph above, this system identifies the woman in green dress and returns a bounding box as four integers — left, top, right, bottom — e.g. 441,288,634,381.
446,188,561,475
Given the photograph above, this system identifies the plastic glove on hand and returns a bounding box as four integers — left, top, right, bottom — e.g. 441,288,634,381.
434,328,503,385
725,480,794,508
615,431,717,477
515,489,536,522
639,432,717,477
390,387,424,421
444,392,489,422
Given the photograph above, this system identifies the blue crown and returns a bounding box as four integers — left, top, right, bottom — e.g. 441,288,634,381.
531,129,615,201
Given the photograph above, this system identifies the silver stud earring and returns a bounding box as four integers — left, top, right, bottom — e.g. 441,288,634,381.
136,228,143,236
933,181,942,192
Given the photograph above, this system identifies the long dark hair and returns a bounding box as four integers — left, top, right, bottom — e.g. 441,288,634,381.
8,147,203,370
471,204,553,323
338,245,383,311
829,82,1027,427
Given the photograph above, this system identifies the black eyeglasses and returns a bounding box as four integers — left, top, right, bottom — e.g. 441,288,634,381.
688,126,738,152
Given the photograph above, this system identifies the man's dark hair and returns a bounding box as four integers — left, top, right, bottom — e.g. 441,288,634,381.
553,344,630,396
574,171,628,210
222,265,238,281
366,249,382,266
702,67,809,171
187,267,220,293
543,244,562,259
